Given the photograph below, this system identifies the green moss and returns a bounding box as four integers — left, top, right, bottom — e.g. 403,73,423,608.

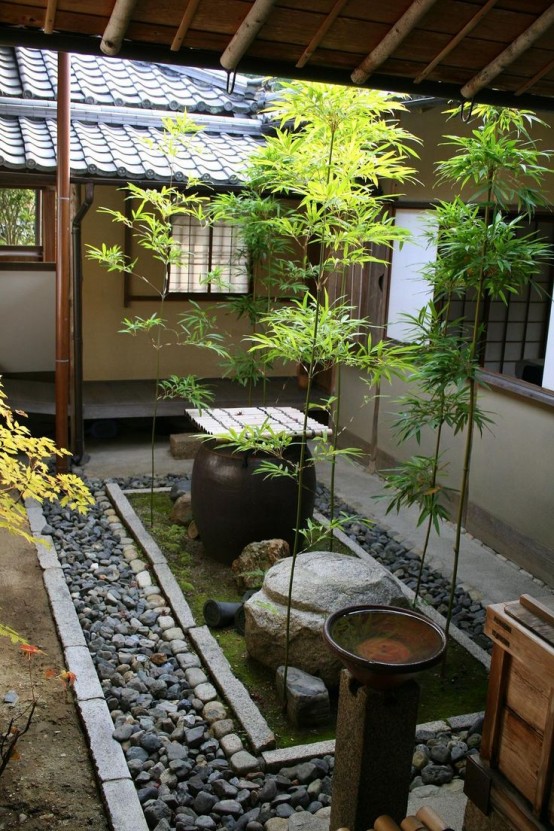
129,492,488,745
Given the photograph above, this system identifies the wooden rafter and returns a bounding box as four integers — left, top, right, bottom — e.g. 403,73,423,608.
43,0,58,35
351,0,439,85
516,56,554,96
220,0,277,71
415,0,498,85
461,4,554,99
296,0,349,69
171,0,202,52
100,0,140,56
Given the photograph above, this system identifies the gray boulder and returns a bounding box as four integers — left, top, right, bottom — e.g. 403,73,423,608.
244,550,404,686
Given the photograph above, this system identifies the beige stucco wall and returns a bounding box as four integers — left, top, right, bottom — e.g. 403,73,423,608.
0,268,55,372
81,185,291,381
388,104,554,204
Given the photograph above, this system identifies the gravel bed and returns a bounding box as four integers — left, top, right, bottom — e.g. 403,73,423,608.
39,473,483,831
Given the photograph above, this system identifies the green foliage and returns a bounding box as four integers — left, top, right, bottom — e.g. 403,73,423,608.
157,375,215,412
384,104,553,635
0,622,28,645
0,379,93,544
0,188,36,245
87,115,231,521
220,81,421,693
381,455,451,534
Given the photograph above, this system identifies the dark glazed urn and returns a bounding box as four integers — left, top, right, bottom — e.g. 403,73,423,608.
191,439,315,564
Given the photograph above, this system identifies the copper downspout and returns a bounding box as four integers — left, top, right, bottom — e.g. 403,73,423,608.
55,51,71,470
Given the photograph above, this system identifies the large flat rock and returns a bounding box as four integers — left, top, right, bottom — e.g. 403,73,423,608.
244,551,404,686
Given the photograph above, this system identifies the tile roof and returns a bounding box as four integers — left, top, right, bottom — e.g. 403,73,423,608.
0,47,266,185
0,47,263,114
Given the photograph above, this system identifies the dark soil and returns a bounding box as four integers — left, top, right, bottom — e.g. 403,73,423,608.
0,528,109,831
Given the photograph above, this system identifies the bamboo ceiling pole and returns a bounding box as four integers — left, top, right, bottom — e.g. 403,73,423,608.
55,50,71,470
171,0,202,51
461,4,554,99
351,0,439,84
43,0,58,34
101,0,139,56
516,56,554,96
296,0,349,68
415,0,498,84
220,0,277,71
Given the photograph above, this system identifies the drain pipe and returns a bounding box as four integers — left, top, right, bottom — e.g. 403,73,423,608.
71,181,95,464
55,51,71,471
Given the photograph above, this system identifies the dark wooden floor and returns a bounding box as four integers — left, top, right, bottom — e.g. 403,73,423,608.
2,377,325,420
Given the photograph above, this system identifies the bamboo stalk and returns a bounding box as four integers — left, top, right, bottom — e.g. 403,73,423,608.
416,805,454,831
171,0,202,52
351,0,439,84
461,4,554,98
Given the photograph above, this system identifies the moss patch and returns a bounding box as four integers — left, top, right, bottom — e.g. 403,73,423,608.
130,492,488,746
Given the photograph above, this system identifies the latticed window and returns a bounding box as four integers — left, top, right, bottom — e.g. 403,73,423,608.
170,215,249,294
385,208,554,390
446,217,554,387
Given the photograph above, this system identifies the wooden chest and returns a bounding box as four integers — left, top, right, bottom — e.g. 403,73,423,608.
481,594,554,826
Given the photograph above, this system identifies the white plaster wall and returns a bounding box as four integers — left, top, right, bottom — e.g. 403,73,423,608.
0,269,55,371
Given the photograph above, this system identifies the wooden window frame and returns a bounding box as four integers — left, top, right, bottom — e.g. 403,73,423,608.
0,186,56,265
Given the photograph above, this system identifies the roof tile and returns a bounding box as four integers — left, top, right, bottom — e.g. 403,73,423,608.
0,46,266,185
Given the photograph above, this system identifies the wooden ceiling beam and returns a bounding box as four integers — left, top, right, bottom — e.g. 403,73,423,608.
296,0,349,69
43,0,58,35
516,56,554,96
415,0,498,85
220,0,277,71
351,0,439,85
171,0,202,52
100,0,139,56
461,4,554,99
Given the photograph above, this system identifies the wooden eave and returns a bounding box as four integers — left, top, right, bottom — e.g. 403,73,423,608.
1,1,554,110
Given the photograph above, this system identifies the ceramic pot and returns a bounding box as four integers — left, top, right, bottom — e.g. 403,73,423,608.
191,438,315,564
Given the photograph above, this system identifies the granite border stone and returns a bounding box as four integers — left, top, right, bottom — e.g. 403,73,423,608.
102,779,150,831
78,697,132,782
188,624,276,753
26,497,147,831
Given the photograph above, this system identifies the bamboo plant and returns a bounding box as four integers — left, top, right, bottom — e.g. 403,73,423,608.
87,114,229,523
219,81,420,691
383,105,552,637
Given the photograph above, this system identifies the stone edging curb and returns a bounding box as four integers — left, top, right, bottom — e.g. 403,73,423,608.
106,482,276,755
26,497,149,831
